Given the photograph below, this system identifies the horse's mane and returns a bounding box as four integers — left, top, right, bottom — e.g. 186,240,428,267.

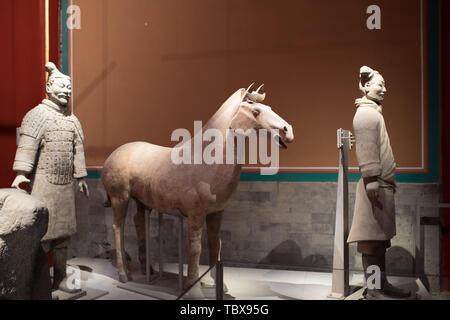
203,89,246,131
172,88,245,148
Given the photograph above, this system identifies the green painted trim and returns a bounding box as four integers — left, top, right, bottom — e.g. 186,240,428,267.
61,0,69,75
240,172,341,182
76,0,440,183
86,170,440,183
87,170,102,179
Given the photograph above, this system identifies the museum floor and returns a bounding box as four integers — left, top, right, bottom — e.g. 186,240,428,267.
65,257,433,300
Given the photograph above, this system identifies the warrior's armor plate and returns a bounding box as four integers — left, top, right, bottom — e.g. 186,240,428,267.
14,100,87,184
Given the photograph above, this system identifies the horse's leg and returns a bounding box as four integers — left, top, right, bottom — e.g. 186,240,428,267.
185,210,206,289
205,211,228,292
111,196,131,283
134,200,148,275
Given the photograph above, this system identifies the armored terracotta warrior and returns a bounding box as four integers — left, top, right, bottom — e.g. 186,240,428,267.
347,66,410,299
11,62,89,293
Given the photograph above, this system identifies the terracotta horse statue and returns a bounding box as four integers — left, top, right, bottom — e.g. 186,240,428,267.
102,85,294,287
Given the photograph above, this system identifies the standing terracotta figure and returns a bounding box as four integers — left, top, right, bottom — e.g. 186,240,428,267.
11,62,89,293
347,66,410,299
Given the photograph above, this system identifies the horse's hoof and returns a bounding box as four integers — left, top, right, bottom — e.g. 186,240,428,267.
118,273,131,283
200,279,229,293
200,278,214,288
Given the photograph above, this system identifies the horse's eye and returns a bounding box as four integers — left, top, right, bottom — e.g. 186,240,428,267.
252,108,260,117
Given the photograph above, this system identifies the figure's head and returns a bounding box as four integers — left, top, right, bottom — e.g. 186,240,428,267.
45,62,72,106
359,66,386,103
230,84,294,149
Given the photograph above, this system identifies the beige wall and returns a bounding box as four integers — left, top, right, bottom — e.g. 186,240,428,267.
72,0,424,170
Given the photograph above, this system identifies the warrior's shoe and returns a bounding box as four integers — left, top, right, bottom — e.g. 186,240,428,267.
51,243,82,293
381,281,411,298
360,247,411,300
362,288,389,300
362,280,411,300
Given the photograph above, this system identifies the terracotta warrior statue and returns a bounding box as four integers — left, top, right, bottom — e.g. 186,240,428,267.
347,66,410,299
11,62,89,293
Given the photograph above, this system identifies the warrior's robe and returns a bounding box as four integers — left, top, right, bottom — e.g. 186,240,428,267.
347,97,397,243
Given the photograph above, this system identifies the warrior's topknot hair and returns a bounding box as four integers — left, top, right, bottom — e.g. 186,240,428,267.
359,66,380,94
45,62,70,84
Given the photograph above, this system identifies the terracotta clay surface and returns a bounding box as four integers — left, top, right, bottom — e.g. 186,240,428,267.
348,66,397,243
11,62,89,294
0,188,52,300
102,85,294,286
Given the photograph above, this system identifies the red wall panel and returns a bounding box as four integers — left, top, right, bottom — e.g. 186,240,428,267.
50,0,61,69
0,0,46,187
0,0,15,127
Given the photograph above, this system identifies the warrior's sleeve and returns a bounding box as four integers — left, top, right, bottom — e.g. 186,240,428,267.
353,108,382,178
72,116,88,179
13,107,47,174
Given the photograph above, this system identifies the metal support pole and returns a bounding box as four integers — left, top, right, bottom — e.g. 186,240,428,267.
329,129,352,299
158,211,163,278
178,215,184,292
215,261,224,300
145,209,151,283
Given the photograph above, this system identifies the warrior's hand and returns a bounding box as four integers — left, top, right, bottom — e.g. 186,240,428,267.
78,179,90,197
363,176,380,202
11,173,30,189
365,181,380,202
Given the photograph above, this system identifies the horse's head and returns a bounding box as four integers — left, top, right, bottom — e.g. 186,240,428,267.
230,84,294,149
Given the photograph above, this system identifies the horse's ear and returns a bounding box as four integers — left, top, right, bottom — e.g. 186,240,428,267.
256,84,264,94
242,83,255,100
244,83,266,102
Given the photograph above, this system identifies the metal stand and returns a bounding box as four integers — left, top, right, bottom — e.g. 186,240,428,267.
145,210,151,283
145,209,185,292
329,128,353,299
215,260,224,300
158,212,163,279
414,202,450,283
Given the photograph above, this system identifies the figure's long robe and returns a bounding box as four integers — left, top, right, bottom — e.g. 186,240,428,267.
347,97,397,243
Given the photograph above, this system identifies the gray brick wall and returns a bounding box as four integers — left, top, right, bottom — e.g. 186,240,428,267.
69,179,442,292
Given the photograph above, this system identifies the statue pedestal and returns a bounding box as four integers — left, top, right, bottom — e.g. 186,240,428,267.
117,273,180,300
52,289,86,300
52,287,109,300
345,278,432,300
